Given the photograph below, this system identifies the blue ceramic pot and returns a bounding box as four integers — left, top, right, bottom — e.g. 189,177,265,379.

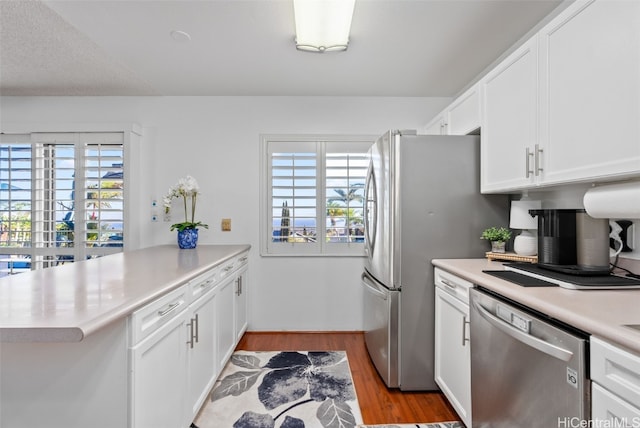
177,228,198,249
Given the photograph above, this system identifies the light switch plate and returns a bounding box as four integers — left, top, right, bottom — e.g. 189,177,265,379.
221,218,231,231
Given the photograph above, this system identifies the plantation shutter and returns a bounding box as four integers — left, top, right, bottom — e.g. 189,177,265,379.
268,141,320,255
262,136,372,256
0,132,125,275
324,142,368,246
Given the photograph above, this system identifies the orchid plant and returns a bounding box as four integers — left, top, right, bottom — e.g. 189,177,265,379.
163,175,209,232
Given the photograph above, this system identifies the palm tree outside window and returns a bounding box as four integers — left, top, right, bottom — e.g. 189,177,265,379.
262,135,372,256
0,132,126,276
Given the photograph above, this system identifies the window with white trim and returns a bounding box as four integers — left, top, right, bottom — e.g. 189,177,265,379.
0,132,126,275
261,135,372,256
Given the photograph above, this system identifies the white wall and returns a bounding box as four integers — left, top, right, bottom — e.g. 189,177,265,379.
0,95,450,331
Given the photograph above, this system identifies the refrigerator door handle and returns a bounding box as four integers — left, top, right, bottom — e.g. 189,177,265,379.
364,161,377,256
472,298,573,362
361,272,388,300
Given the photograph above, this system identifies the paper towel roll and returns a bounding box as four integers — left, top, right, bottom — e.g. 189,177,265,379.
583,182,640,219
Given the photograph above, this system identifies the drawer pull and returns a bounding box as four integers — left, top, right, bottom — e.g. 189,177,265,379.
239,256,248,263
199,279,214,289
223,265,234,272
441,278,457,289
157,302,181,317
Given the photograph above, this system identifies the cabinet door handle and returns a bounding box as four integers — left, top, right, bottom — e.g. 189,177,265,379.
535,144,543,176
194,313,199,344
462,316,470,347
187,319,195,349
525,147,534,178
157,302,181,317
236,277,243,296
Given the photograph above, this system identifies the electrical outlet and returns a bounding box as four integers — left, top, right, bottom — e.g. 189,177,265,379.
221,218,231,231
610,220,633,252
616,219,640,261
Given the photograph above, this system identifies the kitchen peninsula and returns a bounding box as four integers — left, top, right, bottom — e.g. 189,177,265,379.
0,244,250,428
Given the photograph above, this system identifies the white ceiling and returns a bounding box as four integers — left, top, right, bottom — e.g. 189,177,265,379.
0,0,564,97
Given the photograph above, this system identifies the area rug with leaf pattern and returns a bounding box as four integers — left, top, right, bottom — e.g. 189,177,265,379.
194,350,363,428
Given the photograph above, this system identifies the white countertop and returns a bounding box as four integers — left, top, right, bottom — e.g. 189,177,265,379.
0,244,250,343
432,258,640,355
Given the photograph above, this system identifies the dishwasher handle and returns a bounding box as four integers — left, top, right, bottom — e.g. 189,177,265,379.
472,298,574,362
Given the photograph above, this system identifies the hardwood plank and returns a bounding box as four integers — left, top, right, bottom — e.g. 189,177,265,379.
236,331,460,425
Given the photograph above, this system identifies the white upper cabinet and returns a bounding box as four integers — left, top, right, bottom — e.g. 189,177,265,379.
425,110,447,135
481,0,640,193
538,0,640,185
425,84,480,136
447,85,480,136
481,37,539,192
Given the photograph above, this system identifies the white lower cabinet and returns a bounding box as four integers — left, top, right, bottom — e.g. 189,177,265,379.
187,282,218,419
434,268,472,427
591,337,640,425
129,251,251,428
592,383,640,423
234,264,248,342
216,274,236,372
130,305,189,428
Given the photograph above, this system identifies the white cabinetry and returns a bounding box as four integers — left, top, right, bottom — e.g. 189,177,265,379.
481,0,640,193
187,270,219,419
130,250,250,428
434,268,472,427
130,285,190,428
538,0,640,185
216,273,236,371
447,85,480,136
481,37,539,192
425,85,480,136
425,112,447,135
216,251,250,371
591,337,640,424
235,261,249,342
234,253,249,340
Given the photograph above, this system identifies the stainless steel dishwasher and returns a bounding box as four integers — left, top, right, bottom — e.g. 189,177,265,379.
470,287,590,428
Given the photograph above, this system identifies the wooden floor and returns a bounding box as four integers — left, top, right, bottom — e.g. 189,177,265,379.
236,331,460,425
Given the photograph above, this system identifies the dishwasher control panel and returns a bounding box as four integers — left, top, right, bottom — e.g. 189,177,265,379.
496,304,531,333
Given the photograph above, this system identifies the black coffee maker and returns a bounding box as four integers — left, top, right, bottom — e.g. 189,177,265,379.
529,208,610,276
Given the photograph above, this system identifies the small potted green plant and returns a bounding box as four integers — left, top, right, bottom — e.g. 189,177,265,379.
481,226,512,253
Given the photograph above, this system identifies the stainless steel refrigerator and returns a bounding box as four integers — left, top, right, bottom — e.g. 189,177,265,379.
361,130,508,390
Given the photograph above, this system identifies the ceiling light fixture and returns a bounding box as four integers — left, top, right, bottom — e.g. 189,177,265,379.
293,0,355,53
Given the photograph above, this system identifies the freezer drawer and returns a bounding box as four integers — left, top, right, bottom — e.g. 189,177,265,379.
362,271,399,388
